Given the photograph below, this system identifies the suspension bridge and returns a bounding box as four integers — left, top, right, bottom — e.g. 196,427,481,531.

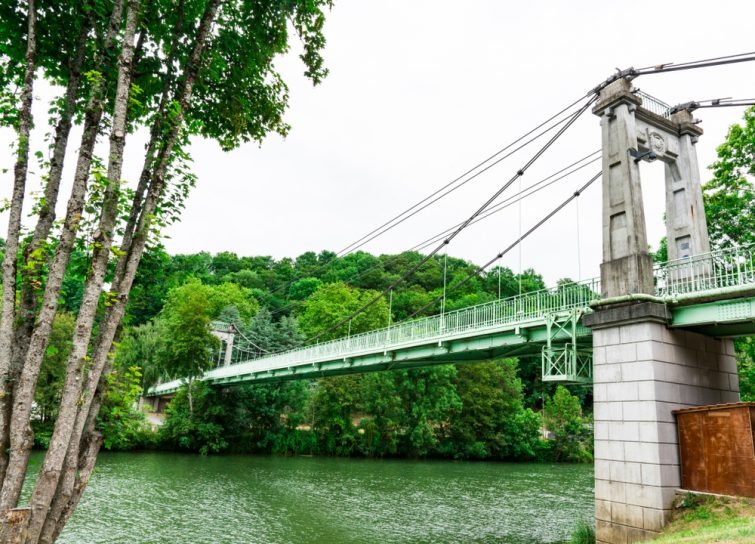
149,244,755,394
146,52,755,544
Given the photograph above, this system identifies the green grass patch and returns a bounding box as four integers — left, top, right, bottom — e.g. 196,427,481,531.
653,493,755,544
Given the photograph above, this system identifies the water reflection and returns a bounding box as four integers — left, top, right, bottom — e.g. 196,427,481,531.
48,453,593,544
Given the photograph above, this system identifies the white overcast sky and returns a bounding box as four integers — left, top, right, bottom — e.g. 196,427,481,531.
2,0,755,286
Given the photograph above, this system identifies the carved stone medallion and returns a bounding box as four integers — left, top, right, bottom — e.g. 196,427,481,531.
649,132,666,155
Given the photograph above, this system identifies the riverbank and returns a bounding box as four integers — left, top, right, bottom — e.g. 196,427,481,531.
566,493,755,544
652,493,755,543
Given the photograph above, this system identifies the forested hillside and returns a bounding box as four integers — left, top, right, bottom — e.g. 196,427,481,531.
18,243,591,461
117,248,593,461
15,105,755,463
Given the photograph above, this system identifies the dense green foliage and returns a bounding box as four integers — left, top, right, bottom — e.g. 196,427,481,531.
157,358,576,461
704,106,755,251
108,247,590,461
32,313,76,448
703,107,755,401
544,386,593,463
17,106,755,461
569,519,596,544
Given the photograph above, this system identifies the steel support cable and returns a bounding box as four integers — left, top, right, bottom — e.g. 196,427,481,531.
267,148,597,326
230,325,270,354
575,193,582,280
405,170,602,320
333,93,594,258
304,95,598,345
635,51,755,75
263,108,584,306
669,97,755,114
262,105,584,310
267,98,606,305
261,98,593,306
408,154,601,252
269,150,601,318
336,150,600,274
334,112,577,258
588,52,755,98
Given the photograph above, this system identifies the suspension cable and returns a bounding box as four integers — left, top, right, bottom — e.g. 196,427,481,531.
517,173,523,297
497,256,502,300
441,249,448,317
270,150,600,317
261,52,755,309
304,95,598,344
334,93,594,258
669,97,755,114
335,113,575,258
589,52,755,97
406,171,601,320
635,51,755,75
575,194,582,281
230,325,270,354
408,153,601,253
263,97,595,304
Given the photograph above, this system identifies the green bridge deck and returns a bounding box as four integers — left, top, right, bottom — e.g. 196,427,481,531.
148,246,755,396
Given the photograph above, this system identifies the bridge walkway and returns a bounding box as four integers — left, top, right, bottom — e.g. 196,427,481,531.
148,245,755,396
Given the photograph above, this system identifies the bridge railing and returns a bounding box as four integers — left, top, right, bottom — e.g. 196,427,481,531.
219,277,602,374
654,244,755,297
149,246,755,393
636,90,672,119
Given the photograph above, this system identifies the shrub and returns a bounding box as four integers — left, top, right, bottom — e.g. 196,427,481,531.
570,519,595,544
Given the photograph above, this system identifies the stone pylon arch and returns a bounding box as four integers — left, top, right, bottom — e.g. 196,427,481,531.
585,79,739,544
593,78,710,297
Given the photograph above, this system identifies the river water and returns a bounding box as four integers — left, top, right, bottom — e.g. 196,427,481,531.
35,452,593,543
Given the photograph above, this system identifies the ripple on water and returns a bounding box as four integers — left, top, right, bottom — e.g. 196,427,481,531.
48,453,593,544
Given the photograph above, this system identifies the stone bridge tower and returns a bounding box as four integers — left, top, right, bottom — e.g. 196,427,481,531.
585,78,739,543
596,78,710,297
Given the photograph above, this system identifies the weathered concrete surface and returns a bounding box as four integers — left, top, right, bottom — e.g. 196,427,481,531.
593,79,710,296
594,79,652,298
590,82,733,543
589,303,739,543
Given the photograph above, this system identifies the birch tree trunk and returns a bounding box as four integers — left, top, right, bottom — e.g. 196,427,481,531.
22,2,142,540
0,0,37,486
0,0,126,513
115,0,186,282
15,10,93,363
35,1,223,541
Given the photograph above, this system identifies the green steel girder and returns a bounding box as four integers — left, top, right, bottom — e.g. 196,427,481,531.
146,292,755,397
671,296,755,337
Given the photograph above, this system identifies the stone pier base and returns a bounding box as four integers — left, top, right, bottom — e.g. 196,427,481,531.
585,303,740,543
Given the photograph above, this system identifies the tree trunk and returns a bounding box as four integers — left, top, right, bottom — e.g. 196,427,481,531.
11,7,93,432
0,0,126,513
0,0,37,487
16,9,92,335
37,344,113,544
114,0,186,286
23,2,141,541
34,1,222,539
48,423,102,544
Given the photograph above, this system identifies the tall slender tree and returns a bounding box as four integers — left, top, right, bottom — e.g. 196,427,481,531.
0,0,333,540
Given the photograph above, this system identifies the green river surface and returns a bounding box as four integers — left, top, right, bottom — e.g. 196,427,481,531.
26,452,594,544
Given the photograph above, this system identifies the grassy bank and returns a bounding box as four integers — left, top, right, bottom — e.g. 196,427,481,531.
652,493,755,544
568,493,755,544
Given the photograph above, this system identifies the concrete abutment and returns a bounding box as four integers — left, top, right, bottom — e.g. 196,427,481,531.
589,78,737,543
585,303,740,543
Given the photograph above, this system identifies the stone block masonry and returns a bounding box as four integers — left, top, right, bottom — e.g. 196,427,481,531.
587,306,739,543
